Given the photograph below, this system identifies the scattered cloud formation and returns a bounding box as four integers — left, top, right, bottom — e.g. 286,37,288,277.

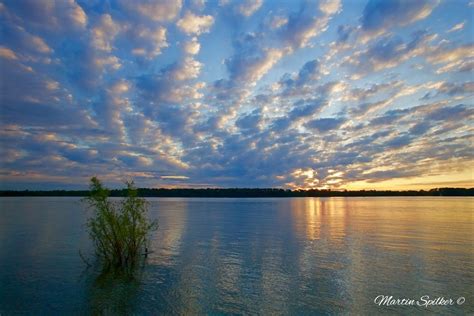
0,0,472,190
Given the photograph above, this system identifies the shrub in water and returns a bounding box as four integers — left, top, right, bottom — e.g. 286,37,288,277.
84,177,157,270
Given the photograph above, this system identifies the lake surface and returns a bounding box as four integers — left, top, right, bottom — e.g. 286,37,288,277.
0,197,473,315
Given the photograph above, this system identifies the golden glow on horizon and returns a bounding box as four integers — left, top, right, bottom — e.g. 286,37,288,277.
283,165,473,191
344,167,474,191
1,165,472,191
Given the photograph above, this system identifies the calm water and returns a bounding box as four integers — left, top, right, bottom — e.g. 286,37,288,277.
0,197,473,315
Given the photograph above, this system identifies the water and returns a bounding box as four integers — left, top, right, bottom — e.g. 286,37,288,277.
0,197,473,315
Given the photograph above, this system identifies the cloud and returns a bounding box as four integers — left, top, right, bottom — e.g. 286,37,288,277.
337,25,355,43
1,100,93,129
183,37,200,55
288,98,326,120
361,0,438,33
0,0,472,189
222,0,340,96
69,1,87,27
1,58,59,107
426,43,474,74
235,109,262,133
383,133,413,148
0,46,18,60
271,98,327,132
428,43,474,64
297,59,321,83
91,14,121,52
190,0,206,11
427,43,474,74
93,55,122,70
166,56,203,81
129,25,168,59
3,0,87,30
369,108,410,126
1,24,52,57
346,31,436,75
435,59,474,74
436,82,474,96
161,175,189,180
305,117,345,132
447,21,466,33
117,153,154,168
226,40,286,84
119,0,183,22
280,0,341,50
275,58,325,98
363,168,419,182
92,80,131,141
0,60,96,143
319,0,342,15
341,82,395,102
268,15,288,29
425,103,473,121
136,71,205,104
409,121,432,136
177,11,214,35
236,0,263,17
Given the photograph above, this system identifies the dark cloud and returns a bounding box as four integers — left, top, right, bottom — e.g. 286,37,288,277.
235,109,261,133
337,25,354,43
155,104,194,138
0,59,94,130
368,36,404,61
289,98,325,119
305,117,345,132
384,134,413,148
426,104,472,121
277,59,324,98
421,82,474,100
347,101,384,117
346,82,395,102
344,130,391,149
409,122,432,136
369,108,410,126
297,59,320,84
361,0,437,33
279,0,339,50
270,98,326,132
1,100,92,128
438,82,474,96
3,0,87,31
224,31,284,85
349,31,433,75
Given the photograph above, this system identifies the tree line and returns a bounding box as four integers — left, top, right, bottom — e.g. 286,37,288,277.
1,187,473,197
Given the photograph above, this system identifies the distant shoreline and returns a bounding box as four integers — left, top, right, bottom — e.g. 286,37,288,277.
1,187,473,197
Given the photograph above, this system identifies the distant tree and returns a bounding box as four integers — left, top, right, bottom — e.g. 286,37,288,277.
83,177,157,271
2,186,473,197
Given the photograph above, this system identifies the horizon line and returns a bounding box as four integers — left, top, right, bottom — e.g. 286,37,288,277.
1,187,473,197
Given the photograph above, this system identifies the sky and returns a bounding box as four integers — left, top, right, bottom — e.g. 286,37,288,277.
0,0,473,190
